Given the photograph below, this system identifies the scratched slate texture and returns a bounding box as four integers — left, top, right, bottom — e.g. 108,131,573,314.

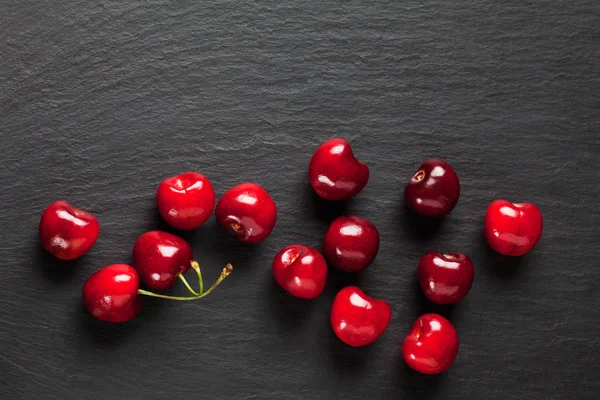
0,0,599,399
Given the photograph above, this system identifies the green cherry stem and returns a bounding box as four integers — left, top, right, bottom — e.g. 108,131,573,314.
137,264,233,301
177,273,199,296
191,261,204,294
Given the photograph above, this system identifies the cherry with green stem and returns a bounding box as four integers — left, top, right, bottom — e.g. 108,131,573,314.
132,230,203,291
131,230,222,298
83,263,233,323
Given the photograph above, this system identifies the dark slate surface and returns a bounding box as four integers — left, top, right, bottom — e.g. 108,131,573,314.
0,1,599,399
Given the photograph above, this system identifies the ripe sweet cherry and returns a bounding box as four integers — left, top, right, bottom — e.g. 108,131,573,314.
132,230,194,291
323,215,379,272
418,252,474,304
404,158,460,217
83,264,141,323
215,182,277,244
402,313,460,374
308,138,369,200
39,200,100,260
272,245,327,299
330,286,391,347
156,172,215,230
484,200,543,256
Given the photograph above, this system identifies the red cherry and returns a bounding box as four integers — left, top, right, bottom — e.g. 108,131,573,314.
215,183,277,244
323,216,379,272
484,200,543,256
83,264,142,323
38,200,100,261
330,286,391,347
308,138,369,200
156,172,215,230
132,230,194,291
418,252,474,304
272,245,328,299
402,313,459,374
404,158,460,217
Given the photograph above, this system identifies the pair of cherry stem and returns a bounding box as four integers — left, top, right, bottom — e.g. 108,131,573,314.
137,261,233,301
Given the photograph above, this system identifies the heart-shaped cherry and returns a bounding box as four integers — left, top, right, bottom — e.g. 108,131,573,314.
308,138,369,200
418,252,474,304
156,172,215,230
404,158,460,217
484,200,543,256
402,313,459,374
132,230,194,291
83,264,142,323
272,245,327,299
215,182,277,244
39,200,100,260
330,286,391,347
323,215,379,272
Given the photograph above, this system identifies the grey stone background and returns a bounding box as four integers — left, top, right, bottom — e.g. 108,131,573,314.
0,1,598,399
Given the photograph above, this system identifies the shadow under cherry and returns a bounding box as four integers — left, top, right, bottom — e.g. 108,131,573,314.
35,241,86,283
398,205,446,242
302,183,349,223
478,234,528,279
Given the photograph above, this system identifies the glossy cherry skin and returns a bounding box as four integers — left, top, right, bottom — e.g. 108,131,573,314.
402,313,459,374
83,264,142,323
323,216,379,272
156,172,215,230
418,252,474,304
215,183,277,244
331,286,391,347
404,158,460,217
308,138,369,200
38,200,100,260
484,200,543,256
272,245,328,299
132,230,193,290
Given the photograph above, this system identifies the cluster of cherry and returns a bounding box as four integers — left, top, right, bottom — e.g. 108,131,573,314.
38,137,543,375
